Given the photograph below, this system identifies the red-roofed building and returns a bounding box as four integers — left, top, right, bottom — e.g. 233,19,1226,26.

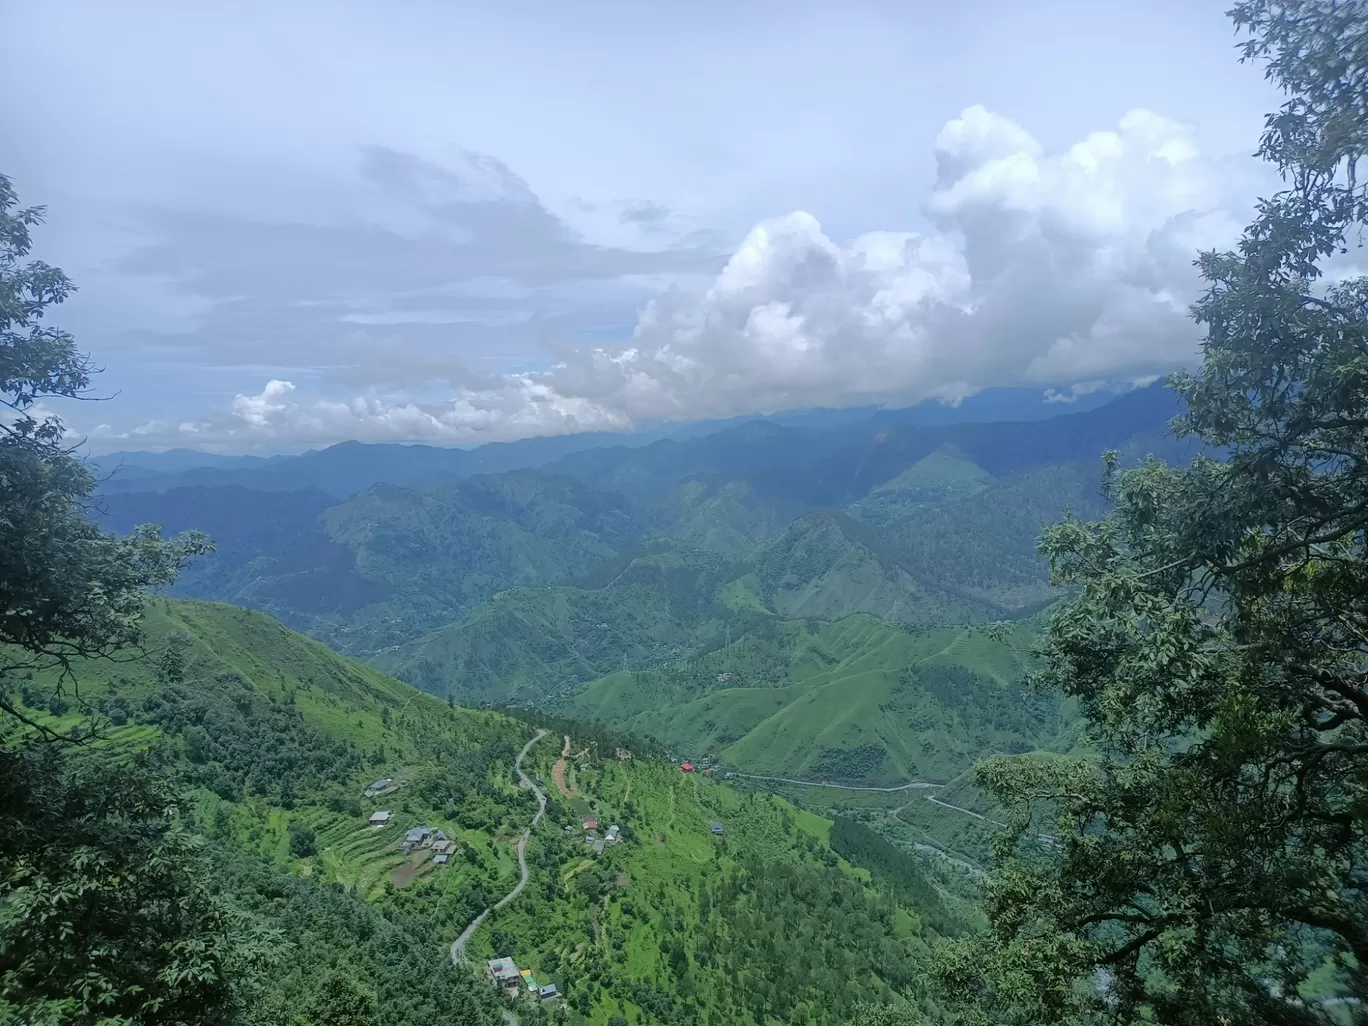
583,816,598,831
681,763,694,772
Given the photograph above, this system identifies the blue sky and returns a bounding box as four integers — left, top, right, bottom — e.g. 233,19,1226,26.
2,0,1283,452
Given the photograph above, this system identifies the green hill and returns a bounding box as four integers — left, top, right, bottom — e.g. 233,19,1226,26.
11,599,971,1026
844,445,992,525
100,470,652,657
95,385,1181,667
563,615,1069,785
745,512,1003,625
659,475,797,553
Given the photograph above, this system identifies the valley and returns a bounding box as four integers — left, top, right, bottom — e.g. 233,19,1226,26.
32,390,1167,1023
94,386,1177,792
10,381,1217,1025
10,598,978,1025
8,12,1363,1020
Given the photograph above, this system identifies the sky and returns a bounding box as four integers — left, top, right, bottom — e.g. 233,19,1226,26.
3,0,1286,453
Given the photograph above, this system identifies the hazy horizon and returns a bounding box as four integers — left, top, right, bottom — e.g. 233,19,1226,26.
5,0,1282,454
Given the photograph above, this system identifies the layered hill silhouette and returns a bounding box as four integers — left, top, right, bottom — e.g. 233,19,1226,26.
94,383,1187,782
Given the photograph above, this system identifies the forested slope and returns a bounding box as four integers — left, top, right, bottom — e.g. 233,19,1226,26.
7,599,973,1025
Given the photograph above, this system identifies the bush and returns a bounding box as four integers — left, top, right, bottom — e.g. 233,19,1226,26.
288,819,317,858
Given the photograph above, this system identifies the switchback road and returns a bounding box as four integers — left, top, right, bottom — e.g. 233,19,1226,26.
449,729,548,966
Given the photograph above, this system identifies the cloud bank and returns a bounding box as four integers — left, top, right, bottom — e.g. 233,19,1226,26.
92,105,1263,451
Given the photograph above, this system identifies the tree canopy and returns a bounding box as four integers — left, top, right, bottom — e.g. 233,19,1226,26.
0,176,228,1024
0,174,209,737
937,2,1368,1023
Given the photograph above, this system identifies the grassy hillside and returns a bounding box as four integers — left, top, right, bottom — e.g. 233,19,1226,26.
746,512,1003,625
9,599,972,1026
563,615,1069,785
844,445,991,525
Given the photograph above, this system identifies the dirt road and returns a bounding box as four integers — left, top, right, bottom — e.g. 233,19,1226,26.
449,730,548,966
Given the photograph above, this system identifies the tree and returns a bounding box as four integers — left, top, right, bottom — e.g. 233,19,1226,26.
945,3,1368,1023
288,819,317,858
0,177,232,1023
0,746,253,1024
0,175,209,736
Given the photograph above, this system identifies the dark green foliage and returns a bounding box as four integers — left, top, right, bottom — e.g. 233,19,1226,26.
909,665,1057,743
499,708,668,763
139,676,364,804
808,746,889,781
951,5,1368,1023
1,186,208,726
0,746,244,1024
286,820,317,858
208,850,498,1026
1,177,229,1025
828,817,959,937
692,858,922,1024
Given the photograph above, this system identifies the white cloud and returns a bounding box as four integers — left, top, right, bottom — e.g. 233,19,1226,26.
88,106,1268,451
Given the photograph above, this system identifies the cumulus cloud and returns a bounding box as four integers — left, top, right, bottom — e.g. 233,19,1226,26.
93,106,1268,451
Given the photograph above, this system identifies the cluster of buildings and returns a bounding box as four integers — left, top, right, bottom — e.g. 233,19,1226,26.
677,753,719,775
367,815,460,865
568,815,622,854
400,824,459,863
487,958,558,1002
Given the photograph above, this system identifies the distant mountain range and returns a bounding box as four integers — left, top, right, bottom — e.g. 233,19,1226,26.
91,384,1141,498
93,382,1191,782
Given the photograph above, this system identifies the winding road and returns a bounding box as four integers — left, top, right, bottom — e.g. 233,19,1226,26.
450,729,549,966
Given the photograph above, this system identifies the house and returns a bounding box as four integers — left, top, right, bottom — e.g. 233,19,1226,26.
404,826,434,845
538,984,559,1000
432,853,450,865
368,810,392,827
582,816,598,831
592,838,606,854
363,777,394,797
710,822,725,836
681,762,694,772
431,839,456,855
487,958,522,992
605,825,620,844
585,833,596,846
563,824,575,834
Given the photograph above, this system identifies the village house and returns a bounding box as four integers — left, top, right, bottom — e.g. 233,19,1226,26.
432,853,450,865
605,825,620,844
538,984,559,1001
368,810,392,828
431,839,456,856
404,826,441,847
363,778,393,798
487,958,522,993
582,816,597,831
711,822,725,836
